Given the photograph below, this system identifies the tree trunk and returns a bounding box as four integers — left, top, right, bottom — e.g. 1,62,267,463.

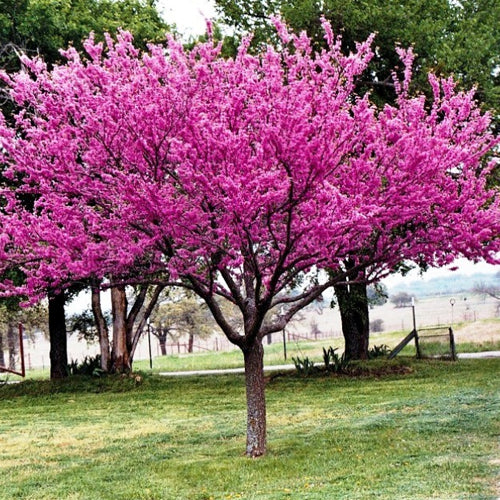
188,333,194,353
159,337,167,356
91,284,110,372
243,337,267,457
7,321,17,370
128,284,164,362
0,331,5,368
111,286,131,373
334,280,369,360
155,328,168,356
48,290,68,379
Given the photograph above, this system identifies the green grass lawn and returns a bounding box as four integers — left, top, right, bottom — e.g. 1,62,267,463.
1,358,499,499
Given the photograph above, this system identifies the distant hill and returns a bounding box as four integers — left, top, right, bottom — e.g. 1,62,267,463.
388,272,499,298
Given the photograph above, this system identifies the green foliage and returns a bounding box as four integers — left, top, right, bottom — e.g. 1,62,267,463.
68,308,109,343
322,346,351,374
215,0,500,115
67,355,104,377
0,0,169,70
291,354,316,375
367,283,388,308
390,291,414,308
368,344,392,359
0,300,47,341
150,289,233,343
369,318,385,333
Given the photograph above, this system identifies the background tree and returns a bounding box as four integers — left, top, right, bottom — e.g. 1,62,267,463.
151,290,217,354
214,0,500,358
367,283,388,309
473,272,500,315
0,298,47,372
214,0,499,112
68,308,109,343
0,0,168,69
0,24,498,457
390,292,414,309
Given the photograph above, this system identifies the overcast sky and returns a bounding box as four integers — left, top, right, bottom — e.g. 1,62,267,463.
157,0,217,37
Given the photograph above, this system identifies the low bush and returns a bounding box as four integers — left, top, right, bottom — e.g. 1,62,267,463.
292,355,317,375
322,346,352,374
68,355,103,377
368,344,392,359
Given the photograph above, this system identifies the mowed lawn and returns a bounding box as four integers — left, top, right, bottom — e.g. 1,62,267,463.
0,359,499,500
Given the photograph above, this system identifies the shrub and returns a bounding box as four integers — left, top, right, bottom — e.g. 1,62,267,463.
68,355,104,377
368,344,392,359
322,347,351,374
292,355,316,375
370,318,385,332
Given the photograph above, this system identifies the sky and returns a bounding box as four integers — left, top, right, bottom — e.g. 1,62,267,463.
153,0,498,289
157,0,217,37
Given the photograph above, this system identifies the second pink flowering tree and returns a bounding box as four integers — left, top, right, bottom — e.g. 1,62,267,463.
1,24,499,456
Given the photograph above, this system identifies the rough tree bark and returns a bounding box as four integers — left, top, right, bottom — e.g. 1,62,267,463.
334,280,369,360
110,285,131,373
243,337,267,458
48,290,68,379
0,331,5,367
103,283,164,373
7,321,17,370
90,282,110,372
332,260,370,360
158,331,168,356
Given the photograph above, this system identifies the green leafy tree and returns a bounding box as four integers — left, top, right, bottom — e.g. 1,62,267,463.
0,299,47,373
390,292,414,309
1,0,168,69
367,283,388,309
151,290,241,355
214,0,499,113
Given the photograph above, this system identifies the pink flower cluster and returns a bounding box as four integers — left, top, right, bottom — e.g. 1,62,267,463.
0,23,498,310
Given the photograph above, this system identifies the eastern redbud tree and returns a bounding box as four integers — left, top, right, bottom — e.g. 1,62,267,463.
0,22,498,456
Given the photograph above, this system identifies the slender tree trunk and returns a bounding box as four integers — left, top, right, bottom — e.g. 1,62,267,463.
7,321,17,370
128,284,164,362
48,290,68,379
0,331,5,368
243,337,266,457
91,284,110,372
111,286,131,373
188,333,194,353
334,280,369,360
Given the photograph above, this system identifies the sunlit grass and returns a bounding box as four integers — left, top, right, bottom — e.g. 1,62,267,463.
1,358,499,499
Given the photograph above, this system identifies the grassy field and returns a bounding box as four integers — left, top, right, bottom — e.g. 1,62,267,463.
130,321,500,374
1,358,499,499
